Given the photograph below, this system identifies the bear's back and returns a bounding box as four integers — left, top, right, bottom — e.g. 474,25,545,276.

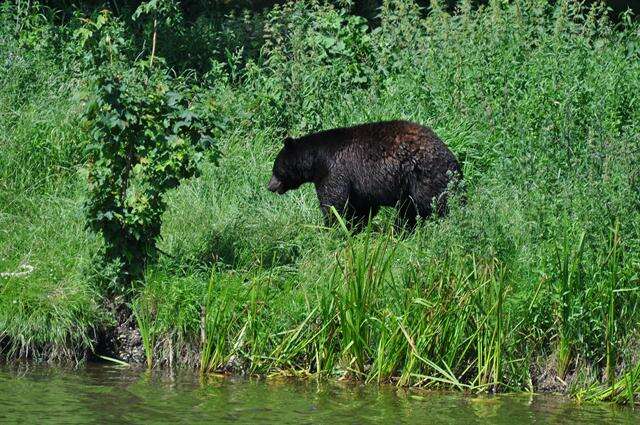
314,120,447,163
301,120,438,150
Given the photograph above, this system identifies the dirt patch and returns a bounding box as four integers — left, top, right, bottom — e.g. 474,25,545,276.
94,298,145,364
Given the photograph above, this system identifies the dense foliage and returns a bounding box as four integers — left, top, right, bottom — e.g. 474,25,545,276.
1,0,640,403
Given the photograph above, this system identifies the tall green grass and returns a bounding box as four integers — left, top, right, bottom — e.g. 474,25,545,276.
1,0,640,404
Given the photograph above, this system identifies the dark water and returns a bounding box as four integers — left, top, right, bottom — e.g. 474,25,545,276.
0,364,638,424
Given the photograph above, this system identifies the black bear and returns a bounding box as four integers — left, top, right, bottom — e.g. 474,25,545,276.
267,120,462,229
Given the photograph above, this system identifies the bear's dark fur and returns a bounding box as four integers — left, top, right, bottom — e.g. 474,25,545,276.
267,120,462,229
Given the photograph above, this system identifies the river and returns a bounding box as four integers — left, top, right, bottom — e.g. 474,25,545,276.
0,364,638,424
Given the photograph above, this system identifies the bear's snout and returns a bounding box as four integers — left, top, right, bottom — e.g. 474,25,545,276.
268,175,285,194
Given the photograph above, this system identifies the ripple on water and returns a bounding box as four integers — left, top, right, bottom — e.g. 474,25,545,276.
0,364,638,424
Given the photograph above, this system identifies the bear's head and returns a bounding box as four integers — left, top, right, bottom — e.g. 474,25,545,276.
268,136,307,195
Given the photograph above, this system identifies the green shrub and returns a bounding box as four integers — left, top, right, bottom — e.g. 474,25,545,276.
77,7,222,290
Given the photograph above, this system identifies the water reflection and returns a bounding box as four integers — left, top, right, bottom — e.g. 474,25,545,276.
0,364,637,424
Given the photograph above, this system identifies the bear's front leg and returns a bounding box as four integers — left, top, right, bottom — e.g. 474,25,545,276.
315,180,351,228
395,199,418,231
315,182,376,231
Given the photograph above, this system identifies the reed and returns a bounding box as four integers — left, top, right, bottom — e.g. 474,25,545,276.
133,297,156,369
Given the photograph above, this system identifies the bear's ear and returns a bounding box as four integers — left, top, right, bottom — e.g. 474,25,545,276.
283,136,295,149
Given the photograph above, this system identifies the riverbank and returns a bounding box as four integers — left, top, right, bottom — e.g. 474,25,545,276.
1,0,640,405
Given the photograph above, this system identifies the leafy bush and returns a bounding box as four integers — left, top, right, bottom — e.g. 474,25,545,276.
78,8,221,290
83,64,220,289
